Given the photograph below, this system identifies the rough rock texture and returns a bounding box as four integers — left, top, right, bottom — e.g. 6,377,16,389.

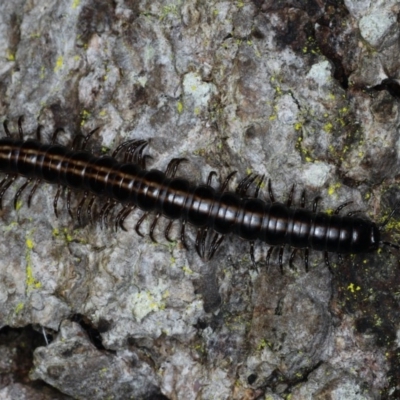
0,0,400,399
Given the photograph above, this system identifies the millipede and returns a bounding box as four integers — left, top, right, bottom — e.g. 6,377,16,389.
0,117,398,272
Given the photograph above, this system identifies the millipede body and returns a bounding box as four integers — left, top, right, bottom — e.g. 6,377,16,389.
0,119,393,271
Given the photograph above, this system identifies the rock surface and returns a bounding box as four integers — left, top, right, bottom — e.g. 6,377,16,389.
0,0,400,399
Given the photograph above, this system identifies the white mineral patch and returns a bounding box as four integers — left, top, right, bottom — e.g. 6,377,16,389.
359,9,397,48
183,72,216,109
302,162,334,188
130,282,169,322
276,94,298,125
344,0,371,19
306,60,333,87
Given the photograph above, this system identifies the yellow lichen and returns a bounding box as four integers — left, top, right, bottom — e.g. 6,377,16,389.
6,50,15,61
40,66,46,80
63,228,73,242
26,237,34,250
25,235,42,290
323,122,333,133
15,303,24,314
81,109,91,122
177,101,184,114
347,283,361,293
54,56,63,72
15,200,23,211
328,183,341,196
182,265,193,275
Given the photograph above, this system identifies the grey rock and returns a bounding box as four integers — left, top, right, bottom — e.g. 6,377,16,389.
0,0,399,399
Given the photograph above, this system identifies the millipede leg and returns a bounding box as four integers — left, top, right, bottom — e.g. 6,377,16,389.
379,207,399,230
195,227,208,259
166,158,187,178
243,174,259,195
301,189,306,208
278,246,284,274
334,201,353,215
180,220,188,250
17,116,24,139
286,184,296,207
236,174,253,194
266,246,274,268
102,200,117,228
112,140,130,158
201,228,208,258
0,174,10,191
149,213,161,243
51,127,65,144
236,174,258,196
304,248,309,272
66,188,73,218
325,251,331,269
115,204,135,231
141,154,153,169
27,179,41,207
289,248,296,270
268,179,275,203
126,142,138,162
77,191,88,225
250,241,256,267
313,196,321,213
381,240,400,251
135,142,149,165
135,212,149,237
195,228,202,257
87,195,96,224
36,125,42,141
115,206,128,231
165,220,174,242
71,133,85,149
347,209,361,216
98,199,111,229
206,171,217,186
220,171,237,192
3,120,11,137
254,175,265,198
128,142,149,166
53,185,61,217
0,176,16,209
123,140,147,161
112,140,140,158
209,233,224,259
166,158,181,176
14,178,32,209
81,127,100,150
